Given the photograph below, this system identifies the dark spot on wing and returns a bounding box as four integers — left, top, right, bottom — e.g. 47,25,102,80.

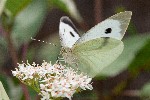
98,37,110,49
60,16,79,36
70,32,75,37
105,28,112,34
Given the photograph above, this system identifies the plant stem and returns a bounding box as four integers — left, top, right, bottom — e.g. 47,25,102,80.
5,29,18,68
21,43,30,100
21,83,30,100
94,0,103,23
22,43,28,62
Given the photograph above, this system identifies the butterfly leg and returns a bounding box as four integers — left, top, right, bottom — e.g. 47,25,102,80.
56,56,67,64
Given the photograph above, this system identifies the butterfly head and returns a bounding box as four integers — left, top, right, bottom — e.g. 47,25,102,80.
59,16,80,48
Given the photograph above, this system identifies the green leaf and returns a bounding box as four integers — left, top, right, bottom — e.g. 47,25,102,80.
28,86,37,100
100,34,150,77
0,0,6,16
0,36,7,65
35,34,61,64
48,0,68,13
48,0,82,22
0,81,10,100
128,39,150,72
140,82,150,99
73,90,98,100
11,0,48,47
7,78,22,100
0,75,9,96
5,0,32,16
58,0,82,22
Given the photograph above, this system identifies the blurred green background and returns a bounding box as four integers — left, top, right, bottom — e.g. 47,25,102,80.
0,0,150,100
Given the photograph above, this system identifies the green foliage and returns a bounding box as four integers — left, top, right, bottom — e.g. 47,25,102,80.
0,75,9,96
48,0,82,22
5,0,32,16
127,22,138,35
0,0,6,16
0,36,7,65
73,90,98,100
128,39,150,72
26,47,36,63
28,86,37,100
2,0,32,27
0,36,7,49
0,81,10,100
36,34,61,64
7,78,22,100
140,82,150,99
11,0,48,48
48,0,69,13
115,6,126,13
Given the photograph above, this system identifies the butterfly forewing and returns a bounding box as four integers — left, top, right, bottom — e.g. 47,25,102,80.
76,11,132,44
59,16,80,48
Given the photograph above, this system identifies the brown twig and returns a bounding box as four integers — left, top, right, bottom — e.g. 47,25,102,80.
21,43,30,100
5,29,18,68
21,83,30,100
35,95,40,100
22,43,28,62
94,0,103,23
122,90,140,97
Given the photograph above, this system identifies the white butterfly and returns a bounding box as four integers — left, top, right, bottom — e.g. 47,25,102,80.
59,11,132,77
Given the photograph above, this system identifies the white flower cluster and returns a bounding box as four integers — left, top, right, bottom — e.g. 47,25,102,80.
12,61,93,100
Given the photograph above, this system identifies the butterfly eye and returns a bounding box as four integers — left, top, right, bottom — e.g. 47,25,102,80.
70,32,75,37
105,28,112,34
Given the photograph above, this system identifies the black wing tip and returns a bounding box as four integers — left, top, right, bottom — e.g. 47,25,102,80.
60,16,79,35
60,16,70,23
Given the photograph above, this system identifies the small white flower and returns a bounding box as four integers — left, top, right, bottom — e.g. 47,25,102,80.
12,61,93,100
40,91,50,100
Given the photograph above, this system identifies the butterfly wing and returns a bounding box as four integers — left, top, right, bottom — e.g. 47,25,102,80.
72,38,123,77
76,11,132,44
72,11,132,77
59,16,80,48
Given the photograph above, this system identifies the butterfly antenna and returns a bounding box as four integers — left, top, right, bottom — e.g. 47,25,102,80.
31,37,57,46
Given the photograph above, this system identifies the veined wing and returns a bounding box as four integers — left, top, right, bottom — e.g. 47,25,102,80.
76,11,132,44
72,37,124,77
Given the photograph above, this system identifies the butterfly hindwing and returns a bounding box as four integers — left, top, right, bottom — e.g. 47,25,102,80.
73,38,124,77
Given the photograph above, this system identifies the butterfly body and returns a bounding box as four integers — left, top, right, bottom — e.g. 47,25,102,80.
61,47,77,64
59,11,132,77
